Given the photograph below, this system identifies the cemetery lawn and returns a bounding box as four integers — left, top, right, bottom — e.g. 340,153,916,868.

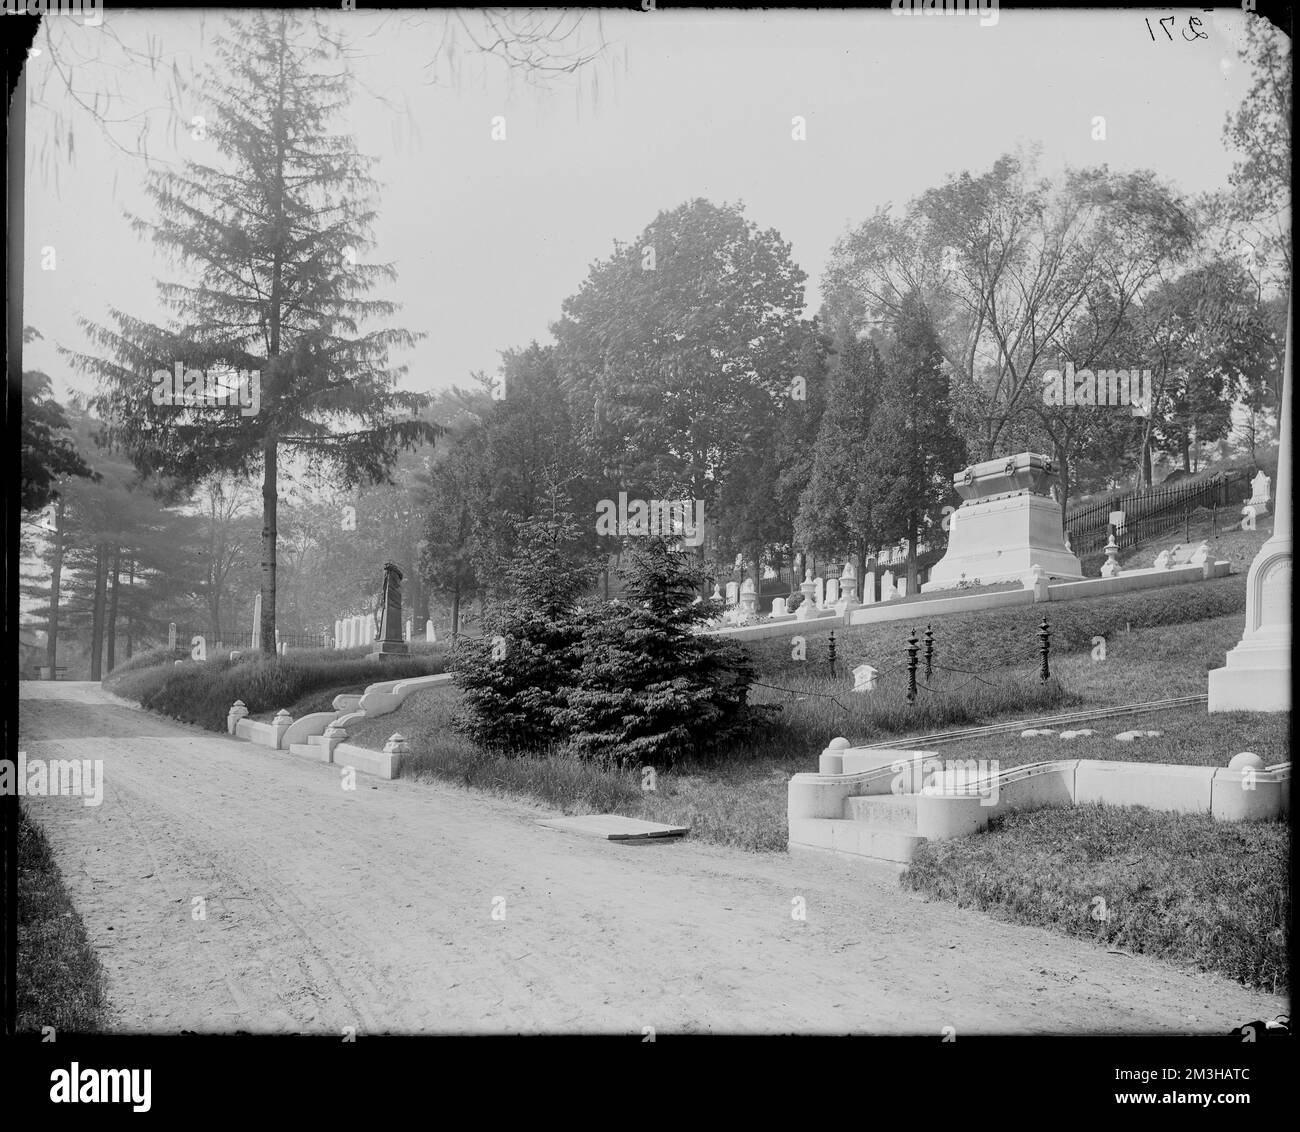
17,805,110,1033
344,610,1275,855
902,807,1289,994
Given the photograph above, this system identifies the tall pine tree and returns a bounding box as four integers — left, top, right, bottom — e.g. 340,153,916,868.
69,11,436,655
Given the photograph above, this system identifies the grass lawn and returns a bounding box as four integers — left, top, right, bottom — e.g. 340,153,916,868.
18,805,110,1033
340,609,1283,855
902,806,1289,994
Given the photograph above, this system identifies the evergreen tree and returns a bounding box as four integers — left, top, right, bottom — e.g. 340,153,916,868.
796,329,888,579
448,505,599,751
554,538,770,766
68,11,436,656
861,294,967,592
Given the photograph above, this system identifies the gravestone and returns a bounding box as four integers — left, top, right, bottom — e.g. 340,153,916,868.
771,596,789,617
1210,323,1291,712
896,577,908,598
825,577,840,606
852,664,877,693
738,578,759,621
1248,471,1272,515
925,452,1083,590
168,622,177,651
725,581,740,607
863,570,876,604
813,577,825,609
426,619,436,642
881,569,896,599
372,561,410,657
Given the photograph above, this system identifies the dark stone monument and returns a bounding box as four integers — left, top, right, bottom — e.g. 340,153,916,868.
371,561,410,658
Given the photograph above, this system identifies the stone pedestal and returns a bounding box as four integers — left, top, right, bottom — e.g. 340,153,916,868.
1210,295,1291,712
925,452,1083,590
800,570,817,609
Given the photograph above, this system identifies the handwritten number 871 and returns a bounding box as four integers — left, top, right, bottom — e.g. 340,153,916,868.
1146,16,1207,42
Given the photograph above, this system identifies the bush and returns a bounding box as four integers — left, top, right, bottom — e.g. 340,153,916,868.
553,539,774,766
449,510,598,750
105,646,176,678
108,651,443,731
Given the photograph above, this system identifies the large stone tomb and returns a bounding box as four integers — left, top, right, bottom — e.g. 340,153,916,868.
923,452,1083,591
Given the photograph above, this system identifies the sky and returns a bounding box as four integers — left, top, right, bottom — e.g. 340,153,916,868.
22,6,1261,405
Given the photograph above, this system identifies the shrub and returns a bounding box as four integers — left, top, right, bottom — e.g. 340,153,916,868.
109,652,442,731
105,646,176,679
553,539,775,766
449,510,599,750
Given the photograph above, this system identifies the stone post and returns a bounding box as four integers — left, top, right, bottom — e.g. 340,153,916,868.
1209,292,1291,711
227,700,248,735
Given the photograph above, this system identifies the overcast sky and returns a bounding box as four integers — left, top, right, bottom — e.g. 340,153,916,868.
23,6,1258,405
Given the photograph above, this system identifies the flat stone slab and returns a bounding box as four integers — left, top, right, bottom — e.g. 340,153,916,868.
536,814,689,841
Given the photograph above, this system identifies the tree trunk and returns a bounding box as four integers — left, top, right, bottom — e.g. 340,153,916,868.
906,523,919,594
1056,442,1072,531
105,545,121,674
1181,438,1191,473
89,543,108,681
260,437,279,656
125,557,135,659
451,581,461,642
46,495,65,679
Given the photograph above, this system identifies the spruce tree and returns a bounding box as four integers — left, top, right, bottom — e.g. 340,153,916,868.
68,11,435,655
554,538,769,766
448,506,599,751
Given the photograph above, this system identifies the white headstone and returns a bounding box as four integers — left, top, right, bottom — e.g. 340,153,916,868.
852,664,877,693
426,619,436,642
405,619,412,642
334,620,342,650
1108,509,1126,534
896,577,907,598
1248,470,1272,508
825,578,840,605
725,581,740,607
168,622,177,650
771,596,788,617
863,571,876,604
813,577,825,609
881,569,895,596
1209,309,1290,712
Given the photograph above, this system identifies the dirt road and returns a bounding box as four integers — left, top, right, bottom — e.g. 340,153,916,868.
17,681,1285,1035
